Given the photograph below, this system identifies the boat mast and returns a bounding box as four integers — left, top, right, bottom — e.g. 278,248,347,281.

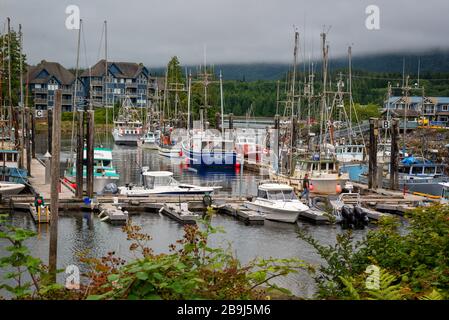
187,71,191,132
104,20,108,145
19,24,24,168
7,17,12,131
288,30,299,173
219,70,224,137
70,19,82,165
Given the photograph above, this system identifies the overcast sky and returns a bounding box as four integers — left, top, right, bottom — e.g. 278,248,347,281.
2,0,449,69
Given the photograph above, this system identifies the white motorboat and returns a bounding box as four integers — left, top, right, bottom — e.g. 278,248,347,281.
243,183,309,223
118,170,220,197
0,182,25,196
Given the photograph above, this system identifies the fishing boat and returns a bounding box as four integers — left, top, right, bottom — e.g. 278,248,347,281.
360,156,448,197
181,58,238,168
64,147,120,194
243,183,310,223
182,131,237,167
139,131,159,150
292,156,349,195
112,96,143,146
118,169,219,197
158,131,181,158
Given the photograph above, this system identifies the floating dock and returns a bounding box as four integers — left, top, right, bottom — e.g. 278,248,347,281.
97,203,129,225
215,203,265,225
159,203,201,224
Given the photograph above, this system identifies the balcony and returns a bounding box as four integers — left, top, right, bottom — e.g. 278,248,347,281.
62,99,73,105
91,80,104,87
33,88,48,93
91,90,103,97
34,98,48,105
125,82,138,88
61,88,73,95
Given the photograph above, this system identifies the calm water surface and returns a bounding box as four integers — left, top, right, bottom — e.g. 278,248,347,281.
0,132,373,298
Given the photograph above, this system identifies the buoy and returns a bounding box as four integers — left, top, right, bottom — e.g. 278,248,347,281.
309,184,314,191
179,150,183,157
336,183,342,193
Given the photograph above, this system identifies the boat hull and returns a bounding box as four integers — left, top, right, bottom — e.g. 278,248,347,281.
244,201,301,223
64,174,119,194
158,145,181,158
182,145,237,168
0,182,25,196
113,130,141,146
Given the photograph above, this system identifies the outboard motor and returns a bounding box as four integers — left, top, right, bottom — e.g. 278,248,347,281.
354,206,369,229
102,183,118,195
341,205,355,229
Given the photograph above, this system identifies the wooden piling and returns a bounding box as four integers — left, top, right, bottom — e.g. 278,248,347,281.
76,111,84,198
86,110,94,198
47,106,53,154
368,118,378,189
48,90,62,281
228,113,234,130
31,111,36,158
390,118,399,190
25,107,31,176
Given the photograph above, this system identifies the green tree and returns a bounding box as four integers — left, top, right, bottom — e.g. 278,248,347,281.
0,29,27,107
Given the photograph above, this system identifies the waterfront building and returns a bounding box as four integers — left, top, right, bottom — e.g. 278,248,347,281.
26,60,84,113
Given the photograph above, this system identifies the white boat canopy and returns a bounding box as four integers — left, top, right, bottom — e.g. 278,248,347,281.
259,183,293,192
142,171,174,177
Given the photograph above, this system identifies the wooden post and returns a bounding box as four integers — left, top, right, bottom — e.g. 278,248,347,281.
228,113,234,130
86,110,95,198
47,107,53,154
215,112,221,131
368,118,378,189
48,90,62,282
31,111,36,158
76,111,84,198
390,118,399,190
25,107,31,176
17,108,23,169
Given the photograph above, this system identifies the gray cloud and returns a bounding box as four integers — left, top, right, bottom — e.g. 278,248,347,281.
2,0,449,69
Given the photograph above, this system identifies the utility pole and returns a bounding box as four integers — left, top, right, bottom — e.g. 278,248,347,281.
49,90,62,282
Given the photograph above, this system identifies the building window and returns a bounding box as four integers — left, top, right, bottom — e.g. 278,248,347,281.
35,84,41,89
442,105,448,111
48,84,59,91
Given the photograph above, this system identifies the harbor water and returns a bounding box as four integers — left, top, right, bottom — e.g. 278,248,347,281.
0,132,373,298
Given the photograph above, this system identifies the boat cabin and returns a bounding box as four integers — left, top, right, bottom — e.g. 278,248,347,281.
142,171,178,189
190,134,235,153
440,182,449,204
257,183,298,201
399,163,445,177
295,159,339,173
79,149,114,168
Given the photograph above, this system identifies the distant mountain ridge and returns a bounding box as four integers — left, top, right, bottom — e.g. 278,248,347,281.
149,50,449,81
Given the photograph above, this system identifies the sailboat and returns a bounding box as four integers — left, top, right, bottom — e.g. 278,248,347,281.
112,95,143,145
0,19,27,194
64,20,120,194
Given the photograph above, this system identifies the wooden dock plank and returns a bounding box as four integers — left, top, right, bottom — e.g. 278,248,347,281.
28,158,74,201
